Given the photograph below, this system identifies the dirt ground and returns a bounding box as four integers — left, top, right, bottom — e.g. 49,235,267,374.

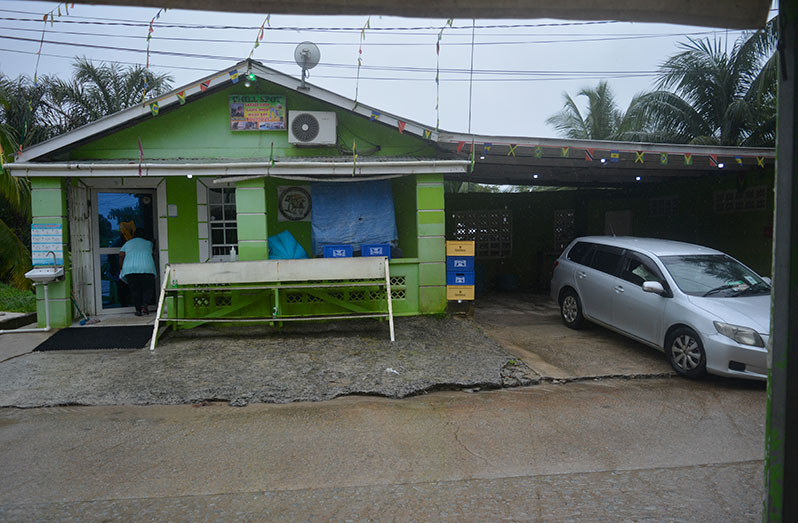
0,314,538,408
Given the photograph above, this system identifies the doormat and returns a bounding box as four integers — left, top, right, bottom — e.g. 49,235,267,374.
33,326,153,351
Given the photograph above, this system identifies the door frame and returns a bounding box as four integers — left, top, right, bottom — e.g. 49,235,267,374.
91,188,159,315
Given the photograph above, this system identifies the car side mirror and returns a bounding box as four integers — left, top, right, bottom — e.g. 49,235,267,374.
642,281,666,295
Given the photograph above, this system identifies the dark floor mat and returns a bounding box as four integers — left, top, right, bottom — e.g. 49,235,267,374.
33,326,153,351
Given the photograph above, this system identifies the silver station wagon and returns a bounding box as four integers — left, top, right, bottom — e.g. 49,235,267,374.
550,236,771,380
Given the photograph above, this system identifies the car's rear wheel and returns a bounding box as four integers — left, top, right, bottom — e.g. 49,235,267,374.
560,289,584,329
667,327,707,378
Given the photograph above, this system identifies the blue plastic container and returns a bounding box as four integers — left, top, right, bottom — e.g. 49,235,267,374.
323,245,354,258
361,244,391,259
446,271,476,286
446,256,474,272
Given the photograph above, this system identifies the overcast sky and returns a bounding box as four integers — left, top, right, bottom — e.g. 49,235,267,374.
0,1,773,137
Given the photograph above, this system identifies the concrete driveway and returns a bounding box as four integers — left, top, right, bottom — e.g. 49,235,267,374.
474,292,675,379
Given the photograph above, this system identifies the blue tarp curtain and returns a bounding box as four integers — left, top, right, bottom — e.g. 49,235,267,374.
311,180,398,256
268,230,309,259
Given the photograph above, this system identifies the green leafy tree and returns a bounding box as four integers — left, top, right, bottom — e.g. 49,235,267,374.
0,77,32,289
628,19,777,146
546,81,644,140
45,57,173,134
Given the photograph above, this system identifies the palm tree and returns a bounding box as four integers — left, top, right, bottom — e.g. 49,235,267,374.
628,19,777,146
45,57,173,134
0,77,32,289
546,81,644,140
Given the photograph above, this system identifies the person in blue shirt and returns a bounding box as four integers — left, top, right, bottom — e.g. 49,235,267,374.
119,228,157,316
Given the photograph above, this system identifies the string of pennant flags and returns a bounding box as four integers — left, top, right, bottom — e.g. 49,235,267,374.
451,141,771,168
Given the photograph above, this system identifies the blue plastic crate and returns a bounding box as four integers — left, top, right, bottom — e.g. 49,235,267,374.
446,271,475,286
323,244,353,258
361,244,391,259
446,256,474,272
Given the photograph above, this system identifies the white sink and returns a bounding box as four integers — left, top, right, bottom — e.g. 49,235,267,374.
25,267,64,283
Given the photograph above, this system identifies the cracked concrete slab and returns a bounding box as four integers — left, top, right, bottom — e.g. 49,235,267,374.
0,315,539,408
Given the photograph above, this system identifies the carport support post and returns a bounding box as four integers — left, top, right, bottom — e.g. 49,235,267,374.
766,2,798,521
235,178,269,261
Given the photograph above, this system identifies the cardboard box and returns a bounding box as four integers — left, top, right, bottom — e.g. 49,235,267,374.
323,245,353,258
446,240,475,256
447,285,475,300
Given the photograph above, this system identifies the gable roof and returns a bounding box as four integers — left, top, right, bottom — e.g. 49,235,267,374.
15,59,440,163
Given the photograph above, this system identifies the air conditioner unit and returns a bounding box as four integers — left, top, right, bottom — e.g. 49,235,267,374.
288,111,337,146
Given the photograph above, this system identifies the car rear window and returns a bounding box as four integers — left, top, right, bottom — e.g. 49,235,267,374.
567,242,592,264
589,247,623,275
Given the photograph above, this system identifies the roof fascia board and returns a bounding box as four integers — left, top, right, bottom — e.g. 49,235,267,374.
438,132,777,157
7,160,469,178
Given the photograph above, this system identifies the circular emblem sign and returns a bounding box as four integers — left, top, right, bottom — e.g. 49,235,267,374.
278,186,312,221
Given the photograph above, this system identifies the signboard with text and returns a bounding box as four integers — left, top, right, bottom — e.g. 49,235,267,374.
31,223,64,266
229,95,286,131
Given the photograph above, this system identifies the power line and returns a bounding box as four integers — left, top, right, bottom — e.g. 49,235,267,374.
0,34,659,77
0,24,742,47
0,46,659,82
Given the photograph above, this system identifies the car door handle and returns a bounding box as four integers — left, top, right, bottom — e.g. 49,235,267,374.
577,271,587,279
614,286,625,293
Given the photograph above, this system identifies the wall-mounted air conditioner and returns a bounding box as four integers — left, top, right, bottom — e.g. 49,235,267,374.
288,111,337,146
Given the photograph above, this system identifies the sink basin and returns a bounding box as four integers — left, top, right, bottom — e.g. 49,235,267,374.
25,267,65,283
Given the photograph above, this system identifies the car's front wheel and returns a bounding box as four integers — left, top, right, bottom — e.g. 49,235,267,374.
666,327,707,378
560,289,584,329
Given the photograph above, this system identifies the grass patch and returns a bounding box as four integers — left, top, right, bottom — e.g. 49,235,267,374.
0,282,36,313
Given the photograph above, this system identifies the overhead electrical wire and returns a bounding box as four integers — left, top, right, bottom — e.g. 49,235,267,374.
0,24,743,46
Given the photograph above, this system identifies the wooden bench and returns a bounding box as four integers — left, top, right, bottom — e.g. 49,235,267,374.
149,257,394,350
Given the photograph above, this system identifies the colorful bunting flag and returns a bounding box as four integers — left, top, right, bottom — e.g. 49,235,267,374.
229,70,240,83
177,91,186,105
610,150,620,162
483,143,492,154
507,144,518,157
561,147,569,158
137,137,144,177
709,154,719,167
534,146,543,159
354,16,371,106
660,152,668,165
456,141,465,153
369,110,381,121
735,156,743,166
397,121,406,134
200,81,210,92
352,140,358,175
584,148,593,161
684,153,692,165
757,156,765,168
149,102,159,116
635,151,645,164
424,129,431,139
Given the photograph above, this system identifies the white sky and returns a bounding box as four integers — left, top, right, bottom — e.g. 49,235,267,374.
0,1,772,137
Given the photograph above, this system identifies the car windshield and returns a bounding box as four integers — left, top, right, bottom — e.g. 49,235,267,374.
658,254,770,297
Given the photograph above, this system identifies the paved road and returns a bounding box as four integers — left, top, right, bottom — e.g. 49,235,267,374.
0,377,766,521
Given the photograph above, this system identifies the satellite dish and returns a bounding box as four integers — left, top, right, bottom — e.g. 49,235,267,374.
294,41,320,90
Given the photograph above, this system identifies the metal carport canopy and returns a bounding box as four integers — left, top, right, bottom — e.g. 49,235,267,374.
436,132,777,186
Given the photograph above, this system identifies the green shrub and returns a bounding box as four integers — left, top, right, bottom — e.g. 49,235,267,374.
0,282,36,313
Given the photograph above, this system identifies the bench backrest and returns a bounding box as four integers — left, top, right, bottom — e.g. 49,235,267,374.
168,257,387,286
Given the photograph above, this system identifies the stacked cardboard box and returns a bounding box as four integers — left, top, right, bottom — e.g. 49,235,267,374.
446,240,475,300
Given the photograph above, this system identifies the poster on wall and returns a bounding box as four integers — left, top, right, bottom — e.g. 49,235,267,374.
277,186,312,222
31,223,64,266
229,95,286,131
